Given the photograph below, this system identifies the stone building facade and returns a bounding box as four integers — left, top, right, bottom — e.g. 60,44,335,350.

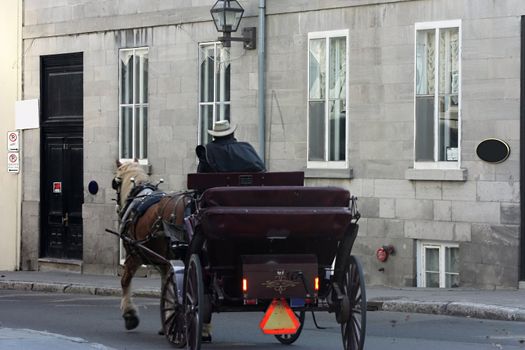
0,0,22,271
19,0,523,288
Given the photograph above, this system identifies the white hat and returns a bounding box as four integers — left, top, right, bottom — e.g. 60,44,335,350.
208,120,237,137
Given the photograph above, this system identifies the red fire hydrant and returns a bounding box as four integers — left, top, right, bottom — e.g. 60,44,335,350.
376,245,395,262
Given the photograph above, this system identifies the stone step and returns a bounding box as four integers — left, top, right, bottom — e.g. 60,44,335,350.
38,258,82,274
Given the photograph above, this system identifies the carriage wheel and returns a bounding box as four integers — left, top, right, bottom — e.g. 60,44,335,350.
341,255,366,350
274,310,305,345
160,271,186,348
184,254,204,350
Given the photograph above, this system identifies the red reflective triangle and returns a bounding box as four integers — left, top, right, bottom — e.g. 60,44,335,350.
259,298,300,335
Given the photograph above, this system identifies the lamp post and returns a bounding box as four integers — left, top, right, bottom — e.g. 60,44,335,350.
210,0,256,49
209,0,265,164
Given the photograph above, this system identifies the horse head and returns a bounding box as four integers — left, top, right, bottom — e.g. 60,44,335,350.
113,160,149,210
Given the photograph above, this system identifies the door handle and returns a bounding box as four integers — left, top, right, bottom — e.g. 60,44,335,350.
62,212,69,227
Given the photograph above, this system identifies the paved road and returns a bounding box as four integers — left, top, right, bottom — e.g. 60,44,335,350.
1,290,525,349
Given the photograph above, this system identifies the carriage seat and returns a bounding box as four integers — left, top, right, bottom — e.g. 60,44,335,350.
197,186,353,240
200,186,350,208
187,172,304,191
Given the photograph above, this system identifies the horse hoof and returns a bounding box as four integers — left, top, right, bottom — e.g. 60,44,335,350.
123,311,140,330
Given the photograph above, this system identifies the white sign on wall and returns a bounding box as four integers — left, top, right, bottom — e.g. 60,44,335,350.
15,99,39,130
7,131,19,151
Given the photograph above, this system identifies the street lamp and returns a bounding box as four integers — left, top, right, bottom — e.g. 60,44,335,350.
210,0,256,49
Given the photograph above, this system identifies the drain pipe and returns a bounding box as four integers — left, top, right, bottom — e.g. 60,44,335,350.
258,0,266,165
518,16,525,282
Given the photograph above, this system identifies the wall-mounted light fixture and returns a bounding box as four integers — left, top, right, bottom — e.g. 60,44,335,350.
210,0,256,49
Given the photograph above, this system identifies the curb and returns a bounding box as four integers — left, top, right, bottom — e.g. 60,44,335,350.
0,280,160,298
374,299,525,322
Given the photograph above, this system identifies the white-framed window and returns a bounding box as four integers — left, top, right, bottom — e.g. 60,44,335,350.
417,241,459,288
198,42,230,145
119,47,148,162
307,30,349,169
414,20,461,169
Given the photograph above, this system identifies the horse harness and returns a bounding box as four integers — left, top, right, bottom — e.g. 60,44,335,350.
112,176,194,248
111,176,123,213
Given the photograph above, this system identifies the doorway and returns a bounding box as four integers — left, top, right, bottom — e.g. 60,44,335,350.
40,53,84,260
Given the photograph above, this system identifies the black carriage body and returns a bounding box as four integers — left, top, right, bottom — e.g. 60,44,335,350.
187,173,358,312
156,172,366,350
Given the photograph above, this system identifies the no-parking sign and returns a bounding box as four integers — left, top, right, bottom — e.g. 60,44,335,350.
7,131,19,151
7,152,19,173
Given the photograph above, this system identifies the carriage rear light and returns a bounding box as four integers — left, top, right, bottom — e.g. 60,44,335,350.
244,298,258,305
314,277,319,291
242,278,248,292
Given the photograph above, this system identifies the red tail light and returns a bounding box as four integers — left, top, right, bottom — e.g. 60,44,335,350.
242,278,248,292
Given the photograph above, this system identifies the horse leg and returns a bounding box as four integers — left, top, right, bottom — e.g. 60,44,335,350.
121,254,141,330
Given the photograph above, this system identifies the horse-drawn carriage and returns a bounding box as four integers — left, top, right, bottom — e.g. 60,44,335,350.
109,164,366,350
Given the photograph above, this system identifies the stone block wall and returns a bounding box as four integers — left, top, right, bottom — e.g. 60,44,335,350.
21,1,261,273
264,0,521,288
19,0,522,287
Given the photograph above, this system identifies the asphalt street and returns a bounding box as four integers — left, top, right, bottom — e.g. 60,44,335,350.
1,290,525,350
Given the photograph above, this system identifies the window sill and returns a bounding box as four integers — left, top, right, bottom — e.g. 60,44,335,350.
405,168,467,181
304,168,354,179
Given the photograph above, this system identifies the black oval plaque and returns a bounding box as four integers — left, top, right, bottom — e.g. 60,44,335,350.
476,138,510,163
88,180,99,195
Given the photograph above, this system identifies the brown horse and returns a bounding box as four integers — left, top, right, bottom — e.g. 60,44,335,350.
113,160,193,331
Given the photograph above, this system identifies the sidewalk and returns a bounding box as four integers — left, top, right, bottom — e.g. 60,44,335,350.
0,328,116,350
1,270,525,322
0,270,160,298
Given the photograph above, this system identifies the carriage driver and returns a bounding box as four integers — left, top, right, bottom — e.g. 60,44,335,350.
195,120,265,342
196,120,265,174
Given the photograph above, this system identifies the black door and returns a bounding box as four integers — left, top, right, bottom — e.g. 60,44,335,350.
40,53,84,260
42,135,83,259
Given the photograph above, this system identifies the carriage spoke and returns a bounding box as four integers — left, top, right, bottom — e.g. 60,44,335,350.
183,254,203,350
187,275,195,296
352,321,360,347
185,294,195,307
162,300,175,311
162,305,176,313
344,317,358,348
168,314,184,345
167,317,176,334
340,255,366,350
344,323,352,349
164,310,176,322
165,283,176,298
163,311,175,327
161,273,186,348
352,315,362,333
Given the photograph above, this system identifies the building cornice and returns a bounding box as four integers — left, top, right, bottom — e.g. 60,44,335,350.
23,0,418,39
